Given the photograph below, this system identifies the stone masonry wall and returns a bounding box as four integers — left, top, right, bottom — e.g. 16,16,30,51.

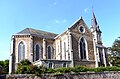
5,72,120,79
70,18,95,68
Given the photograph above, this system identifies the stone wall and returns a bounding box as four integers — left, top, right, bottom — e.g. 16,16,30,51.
70,18,95,68
5,72,120,79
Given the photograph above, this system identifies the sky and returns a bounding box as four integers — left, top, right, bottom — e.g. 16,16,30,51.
0,0,120,60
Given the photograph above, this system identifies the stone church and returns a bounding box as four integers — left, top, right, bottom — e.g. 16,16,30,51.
9,12,108,73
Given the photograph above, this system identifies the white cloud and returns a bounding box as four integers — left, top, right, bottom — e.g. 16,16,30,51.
53,2,57,5
49,2,57,7
63,19,67,23
84,8,88,13
55,20,60,23
44,25,51,28
54,19,67,24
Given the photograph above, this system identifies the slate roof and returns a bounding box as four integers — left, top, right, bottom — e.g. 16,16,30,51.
96,44,106,48
16,28,58,39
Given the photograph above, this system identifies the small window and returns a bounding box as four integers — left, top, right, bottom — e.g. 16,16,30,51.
35,44,40,61
49,63,52,68
47,46,52,59
79,26,85,33
64,42,66,60
63,63,67,67
99,49,104,66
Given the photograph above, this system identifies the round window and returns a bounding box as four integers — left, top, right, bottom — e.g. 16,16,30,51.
79,26,85,33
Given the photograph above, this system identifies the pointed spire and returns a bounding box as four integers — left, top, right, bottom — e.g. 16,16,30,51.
90,10,102,33
91,11,98,27
80,16,83,19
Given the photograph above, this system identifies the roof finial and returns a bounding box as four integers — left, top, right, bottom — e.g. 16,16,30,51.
92,5,95,17
80,16,82,19
92,6,94,13
91,6,98,28
91,0,94,13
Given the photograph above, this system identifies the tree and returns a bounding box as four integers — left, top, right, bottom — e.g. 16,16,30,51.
0,60,9,74
15,59,47,75
16,59,33,74
18,59,32,66
110,37,120,66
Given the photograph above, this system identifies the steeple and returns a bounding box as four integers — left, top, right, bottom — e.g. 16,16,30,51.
91,11,98,28
90,10,102,45
90,11,101,33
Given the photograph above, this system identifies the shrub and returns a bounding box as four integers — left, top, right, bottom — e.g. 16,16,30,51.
72,66,88,73
93,67,106,72
55,67,71,73
45,68,55,73
88,66,120,72
15,59,35,74
105,66,120,71
53,72,63,76
15,60,120,75
19,59,32,66
16,65,33,74
0,60,9,74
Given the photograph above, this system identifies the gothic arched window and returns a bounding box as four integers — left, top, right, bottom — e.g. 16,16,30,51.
80,37,86,60
63,63,67,67
49,63,53,68
64,42,66,60
35,44,40,61
18,41,25,62
98,49,104,66
47,46,52,59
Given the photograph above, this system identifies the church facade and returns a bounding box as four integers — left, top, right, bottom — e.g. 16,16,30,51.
9,12,108,74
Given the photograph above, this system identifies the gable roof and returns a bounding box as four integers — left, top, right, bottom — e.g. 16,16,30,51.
55,17,82,39
55,17,91,39
69,17,91,32
16,28,58,39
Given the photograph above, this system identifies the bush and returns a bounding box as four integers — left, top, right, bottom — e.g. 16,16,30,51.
16,65,32,74
55,67,71,73
72,66,88,73
15,59,35,74
88,66,120,72
53,72,63,76
15,60,49,75
45,68,55,73
0,60,9,74
92,67,106,72
19,59,32,66
15,60,120,75
105,66,120,71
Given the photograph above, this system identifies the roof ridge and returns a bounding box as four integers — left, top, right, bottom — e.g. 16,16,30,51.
28,28,58,35
16,27,58,39
27,28,31,35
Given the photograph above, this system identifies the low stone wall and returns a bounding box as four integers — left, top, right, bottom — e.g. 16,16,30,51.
6,71,120,79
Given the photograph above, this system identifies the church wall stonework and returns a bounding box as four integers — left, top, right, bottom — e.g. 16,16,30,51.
70,19,95,68
13,35,31,71
46,39,55,59
33,36,55,59
14,35,31,62
55,33,69,60
33,36,43,59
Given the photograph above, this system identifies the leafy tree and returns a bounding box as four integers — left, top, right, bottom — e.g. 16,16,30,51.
0,60,9,74
18,59,32,66
109,37,120,66
15,59,47,75
16,59,33,74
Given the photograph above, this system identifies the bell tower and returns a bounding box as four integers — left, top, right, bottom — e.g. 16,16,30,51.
90,11,102,45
